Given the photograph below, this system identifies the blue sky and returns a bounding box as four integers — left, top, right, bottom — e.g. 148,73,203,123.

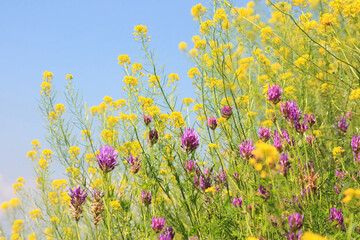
0,0,210,202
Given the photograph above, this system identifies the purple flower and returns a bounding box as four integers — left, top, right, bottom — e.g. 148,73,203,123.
184,160,197,174
284,231,303,240
221,106,233,119
151,217,166,233
207,116,218,130
304,114,316,127
288,213,304,232
351,134,360,162
282,129,296,147
306,135,315,145
215,170,227,187
69,185,88,221
267,85,282,104
294,120,308,134
239,139,255,161
279,152,290,177
188,236,198,240
232,173,240,181
231,197,243,208
334,116,349,136
258,185,270,200
199,175,212,191
143,114,153,126
148,129,159,147
259,127,271,142
69,185,88,206
96,145,118,173
334,170,347,194
273,130,283,152
329,207,345,231
140,190,152,206
281,101,302,123
158,226,175,240
91,188,104,199
125,154,141,174
181,128,200,155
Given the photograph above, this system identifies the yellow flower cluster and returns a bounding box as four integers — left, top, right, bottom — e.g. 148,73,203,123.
182,98,195,106
168,73,179,83
66,167,81,177
101,129,118,143
250,142,279,178
332,147,344,158
133,24,149,40
123,76,138,88
349,88,360,100
68,146,80,159
170,111,186,128
118,54,130,66
41,71,54,96
188,68,201,79
13,177,25,193
301,232,328,240
342,188,360,204
1,198,20,210
191,3,206,20
52,179,68,191
11,219,24,240
178,42,187,50
29,209,42,220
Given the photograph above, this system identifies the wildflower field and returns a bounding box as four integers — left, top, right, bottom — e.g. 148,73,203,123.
2,0,360,239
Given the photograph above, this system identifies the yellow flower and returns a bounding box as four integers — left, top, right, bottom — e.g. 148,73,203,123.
188,67,201,79
42,149,53,159
66,74,73,80
133,24,148,39
110,200,121,210
182,98,195,106
332,147,344,158
170,111,186,128
191,3,206,20
29,209,42,220
43,71,53,81
103,96,113,103
12,219,24,234
320,13,337,26
52,179,68,191
123,76,138,88
41,81,51,95
38,158,49,169
9,198,20,207
27,233,37,240
301,232,328,240
26,151,37,161
50,217,60,224
349,89,360,100
208,143,219,148
168,73,179,83
205,186,217,193
118,54,130,66
260,26,275,39
31,139,41,148
68,146,80,159
1,202,10,210
192,103,203,112
178,42,187,50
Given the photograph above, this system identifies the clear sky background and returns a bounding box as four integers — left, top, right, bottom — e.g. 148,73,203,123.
0,0,213,203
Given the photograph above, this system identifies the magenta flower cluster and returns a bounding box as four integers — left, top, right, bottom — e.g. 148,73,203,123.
181,128,200,155
96,145,118,173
